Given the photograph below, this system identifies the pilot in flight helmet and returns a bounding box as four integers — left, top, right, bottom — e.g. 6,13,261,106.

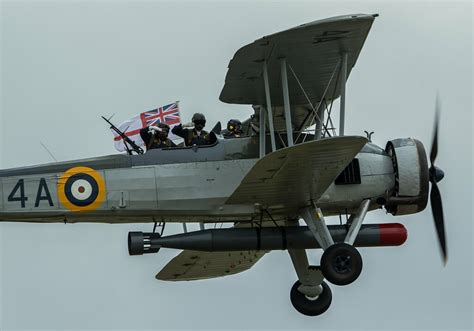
157,122,170,138
192,113,206,131
227,119,242,133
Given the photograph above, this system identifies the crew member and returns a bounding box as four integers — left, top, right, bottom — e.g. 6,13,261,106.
222,119,243,138
140,123,176,151
172,113,213,146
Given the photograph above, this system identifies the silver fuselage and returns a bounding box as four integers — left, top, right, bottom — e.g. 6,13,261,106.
0,137,394,223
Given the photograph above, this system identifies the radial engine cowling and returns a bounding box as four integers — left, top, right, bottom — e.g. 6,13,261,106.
385,138,429,215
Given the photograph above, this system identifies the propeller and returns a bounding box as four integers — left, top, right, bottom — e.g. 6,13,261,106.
428,95,447,265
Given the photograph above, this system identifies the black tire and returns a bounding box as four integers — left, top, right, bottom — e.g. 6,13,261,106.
290,280,332,316
321,243,363,286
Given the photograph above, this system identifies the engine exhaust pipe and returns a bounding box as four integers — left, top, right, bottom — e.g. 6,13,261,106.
128,223,407,256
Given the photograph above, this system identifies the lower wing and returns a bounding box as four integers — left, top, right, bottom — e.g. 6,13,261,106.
156,249,266,281
225,136,368,209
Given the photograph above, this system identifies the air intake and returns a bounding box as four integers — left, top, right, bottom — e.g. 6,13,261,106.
335,159,361,185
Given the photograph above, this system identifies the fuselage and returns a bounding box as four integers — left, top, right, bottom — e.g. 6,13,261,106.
0,136,395,223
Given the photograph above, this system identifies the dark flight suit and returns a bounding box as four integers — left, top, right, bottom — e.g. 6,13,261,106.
172,124,212,146
140,127,176,151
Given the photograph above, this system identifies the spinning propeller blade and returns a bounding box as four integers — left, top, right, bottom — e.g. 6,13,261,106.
430,97,440,165
430,181,447,264
428,95,447,264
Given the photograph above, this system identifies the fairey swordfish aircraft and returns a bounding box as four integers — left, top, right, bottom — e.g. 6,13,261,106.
0,14,446,316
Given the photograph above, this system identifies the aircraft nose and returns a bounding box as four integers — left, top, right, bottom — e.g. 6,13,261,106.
430,166,444,183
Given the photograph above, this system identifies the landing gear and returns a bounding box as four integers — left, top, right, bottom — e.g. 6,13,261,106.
300,200,370,287
321,243,363,286
290,280,332,316
287,199,370,315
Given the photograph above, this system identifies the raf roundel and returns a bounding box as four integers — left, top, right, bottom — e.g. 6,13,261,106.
58,167,106,211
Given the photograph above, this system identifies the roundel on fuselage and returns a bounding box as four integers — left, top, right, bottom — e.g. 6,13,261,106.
58,166,106,212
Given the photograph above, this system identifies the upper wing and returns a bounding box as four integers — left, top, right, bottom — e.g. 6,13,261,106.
156,250,265,281
219,14,376,106
225,136,367,209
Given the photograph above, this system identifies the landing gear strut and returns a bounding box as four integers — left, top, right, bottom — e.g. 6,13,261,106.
290,280,332,316
286,219,333,316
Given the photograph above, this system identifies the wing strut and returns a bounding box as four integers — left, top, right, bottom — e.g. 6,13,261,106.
280,58,294,147
259,106,266,158
263,61,277,152
287,60,339,141
259,51,350,151
339,52,348,136
315,102,325,140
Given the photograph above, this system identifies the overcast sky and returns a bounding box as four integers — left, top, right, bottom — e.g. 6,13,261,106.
1,1,472,330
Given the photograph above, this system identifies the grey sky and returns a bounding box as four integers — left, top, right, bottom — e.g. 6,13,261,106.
1,1,472,330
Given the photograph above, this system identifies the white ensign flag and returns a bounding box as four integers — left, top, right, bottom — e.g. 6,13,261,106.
112,102,182,152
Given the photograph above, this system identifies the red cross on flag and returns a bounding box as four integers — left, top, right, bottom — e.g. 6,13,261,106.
112,102,182,152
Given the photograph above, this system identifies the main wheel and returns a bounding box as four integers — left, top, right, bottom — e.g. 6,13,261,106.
321,243,363,286
290,280,332,316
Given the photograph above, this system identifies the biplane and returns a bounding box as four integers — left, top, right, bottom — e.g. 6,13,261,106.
0,14,446,316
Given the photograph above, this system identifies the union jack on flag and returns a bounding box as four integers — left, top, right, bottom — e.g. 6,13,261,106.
111,101,182,152
140,102,181,127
